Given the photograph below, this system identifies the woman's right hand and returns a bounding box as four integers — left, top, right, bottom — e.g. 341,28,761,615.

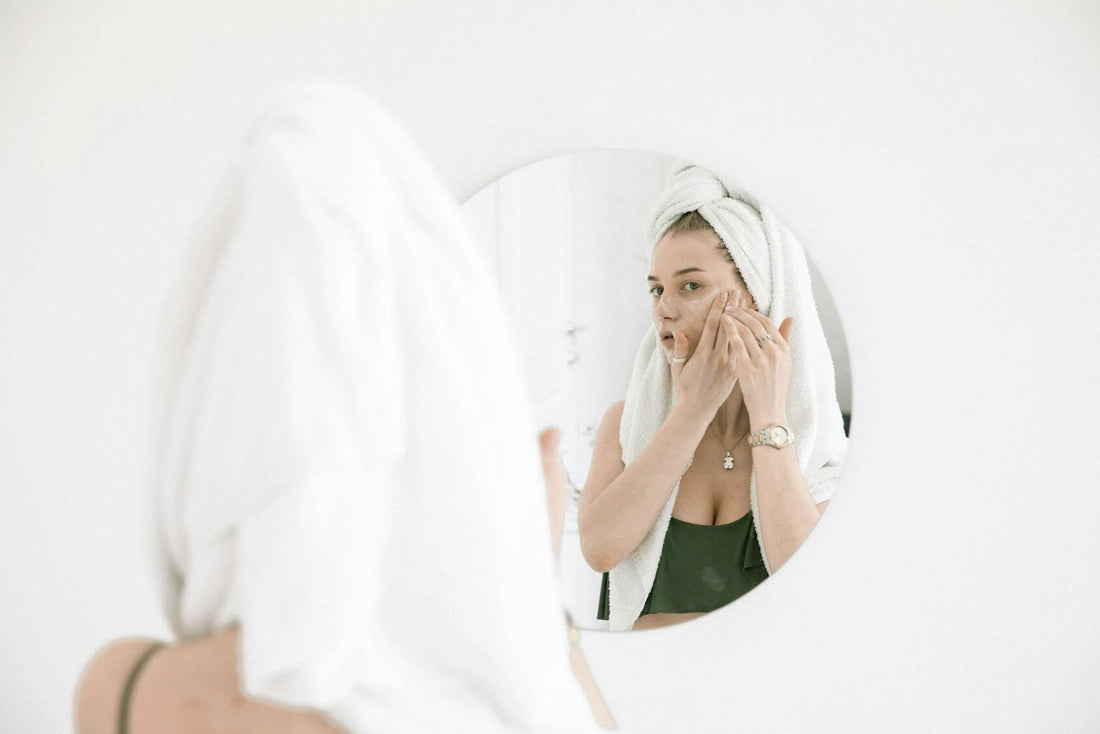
669,291,739,422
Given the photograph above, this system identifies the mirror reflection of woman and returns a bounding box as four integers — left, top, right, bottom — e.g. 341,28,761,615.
579,167,848,631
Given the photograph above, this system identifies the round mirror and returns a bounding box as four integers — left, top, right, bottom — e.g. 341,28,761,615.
463,149,851,631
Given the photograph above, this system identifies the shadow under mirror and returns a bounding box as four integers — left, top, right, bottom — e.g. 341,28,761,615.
462,150,851,632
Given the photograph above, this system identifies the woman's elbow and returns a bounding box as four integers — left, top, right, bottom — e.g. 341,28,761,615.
581,545,617,574
577,517,621,573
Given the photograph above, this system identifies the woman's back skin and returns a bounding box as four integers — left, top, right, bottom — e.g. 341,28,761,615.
75,628,343,734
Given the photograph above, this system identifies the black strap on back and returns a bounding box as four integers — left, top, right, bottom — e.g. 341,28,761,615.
118,642,165,734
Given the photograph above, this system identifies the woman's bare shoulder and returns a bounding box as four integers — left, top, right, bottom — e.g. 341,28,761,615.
601,399,625,427
591,400,625,450
77,628,345,734
75,636,166,734
582,401,627,495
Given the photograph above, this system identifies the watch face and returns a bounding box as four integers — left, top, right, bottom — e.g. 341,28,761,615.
769,426,790,445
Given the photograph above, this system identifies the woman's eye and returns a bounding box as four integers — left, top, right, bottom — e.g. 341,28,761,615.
649,285,663,297
684,281,702,292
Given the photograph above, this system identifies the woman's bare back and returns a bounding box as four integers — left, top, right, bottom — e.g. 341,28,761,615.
75,629,343,734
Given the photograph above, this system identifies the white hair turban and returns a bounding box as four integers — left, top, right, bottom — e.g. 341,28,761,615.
151,81,599,733
608,163,848,631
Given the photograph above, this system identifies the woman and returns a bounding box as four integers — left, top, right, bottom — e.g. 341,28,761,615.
579,166,847,631
75,82,608,733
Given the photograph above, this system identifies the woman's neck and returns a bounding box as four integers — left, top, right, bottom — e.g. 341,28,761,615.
711,385,750,445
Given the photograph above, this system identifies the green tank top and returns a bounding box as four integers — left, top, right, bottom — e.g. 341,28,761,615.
597,511,768,620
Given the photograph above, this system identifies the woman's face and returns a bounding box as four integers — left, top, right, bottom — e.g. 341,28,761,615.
648,229,753,361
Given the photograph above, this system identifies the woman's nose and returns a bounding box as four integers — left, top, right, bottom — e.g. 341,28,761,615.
654,293,677,318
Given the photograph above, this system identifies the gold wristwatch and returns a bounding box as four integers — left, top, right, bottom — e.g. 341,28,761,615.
748,424,795,449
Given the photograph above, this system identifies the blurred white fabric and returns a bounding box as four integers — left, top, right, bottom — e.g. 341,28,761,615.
151,81,600,733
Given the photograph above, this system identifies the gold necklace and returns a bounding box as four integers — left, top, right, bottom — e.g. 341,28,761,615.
709,422,751,470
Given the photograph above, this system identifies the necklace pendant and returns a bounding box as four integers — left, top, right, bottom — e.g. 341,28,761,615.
723,451,735,470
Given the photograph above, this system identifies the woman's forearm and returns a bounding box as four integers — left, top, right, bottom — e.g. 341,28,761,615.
749,413,823,571
579,401,709,572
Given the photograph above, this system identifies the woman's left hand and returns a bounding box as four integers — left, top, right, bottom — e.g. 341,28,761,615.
721,291,794,424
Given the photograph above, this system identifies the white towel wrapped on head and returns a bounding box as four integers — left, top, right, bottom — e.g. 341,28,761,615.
152,81,601,733
608,164,848,631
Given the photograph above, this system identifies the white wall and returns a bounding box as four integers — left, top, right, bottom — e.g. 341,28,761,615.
2,2,1098,732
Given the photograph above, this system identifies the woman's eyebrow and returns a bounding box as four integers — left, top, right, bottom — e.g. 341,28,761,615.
646,267,704,282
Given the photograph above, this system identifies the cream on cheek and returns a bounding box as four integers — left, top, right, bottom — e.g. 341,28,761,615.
681,291,720,355
684,279,750,354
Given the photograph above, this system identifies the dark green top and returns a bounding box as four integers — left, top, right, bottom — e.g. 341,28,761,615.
597,511,768,620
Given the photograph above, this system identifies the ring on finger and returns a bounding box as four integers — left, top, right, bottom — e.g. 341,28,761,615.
671,356,687,364
755,333,774,346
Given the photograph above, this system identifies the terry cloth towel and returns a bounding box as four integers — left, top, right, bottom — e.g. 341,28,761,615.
608,164,848,631
151,81,600,733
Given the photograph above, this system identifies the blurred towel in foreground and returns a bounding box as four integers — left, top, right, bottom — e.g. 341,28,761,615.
151,81,600,734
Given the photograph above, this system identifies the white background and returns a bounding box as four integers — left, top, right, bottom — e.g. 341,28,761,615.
2,2,1098,732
